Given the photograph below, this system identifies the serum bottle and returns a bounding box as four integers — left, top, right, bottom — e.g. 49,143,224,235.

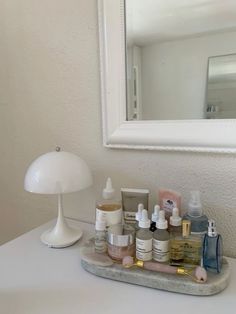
170,220,202,266
150,205,160,232
153,210,170,263
169,207,182,237
203,220,223,273
136,209,153,261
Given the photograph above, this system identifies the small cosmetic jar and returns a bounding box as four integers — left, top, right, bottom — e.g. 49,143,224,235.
107,224,135,261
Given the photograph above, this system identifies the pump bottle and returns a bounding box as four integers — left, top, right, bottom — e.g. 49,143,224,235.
182,191,208,235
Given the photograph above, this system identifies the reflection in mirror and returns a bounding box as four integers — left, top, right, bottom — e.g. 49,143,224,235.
126,0,236,121
206,54,236,119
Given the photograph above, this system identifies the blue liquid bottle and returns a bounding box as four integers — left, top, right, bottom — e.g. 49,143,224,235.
202,220,223,273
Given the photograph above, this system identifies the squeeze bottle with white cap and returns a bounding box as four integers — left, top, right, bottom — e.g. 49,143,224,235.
136,209,153,261
96,178,122,227
153,210,170,262
182,191,208,235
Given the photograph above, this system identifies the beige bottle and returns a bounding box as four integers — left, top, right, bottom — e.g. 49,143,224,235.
96,178,122,227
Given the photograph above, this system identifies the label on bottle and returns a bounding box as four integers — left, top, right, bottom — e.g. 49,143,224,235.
136,238,152,261
153,239,170,262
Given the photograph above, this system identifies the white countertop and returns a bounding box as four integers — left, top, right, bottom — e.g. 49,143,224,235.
0,219,235,314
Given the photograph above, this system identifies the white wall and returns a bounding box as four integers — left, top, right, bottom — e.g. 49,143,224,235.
1,1,236,257
141,31,236,120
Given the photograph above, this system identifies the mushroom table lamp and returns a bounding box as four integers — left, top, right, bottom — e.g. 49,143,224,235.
24,147,93,248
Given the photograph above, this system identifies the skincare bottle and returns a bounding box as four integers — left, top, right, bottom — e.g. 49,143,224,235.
159,189,181,223
121,188,149,224
150,205,160,232
135,203,144,231
182,191,208,235
153,210,170,263
169,207,182,237
170,220,202,266
202,220,223,273
136,209,153,261
95,217,107,254
96,178,122,227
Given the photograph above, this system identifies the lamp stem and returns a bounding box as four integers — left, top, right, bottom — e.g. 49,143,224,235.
53,194,69,235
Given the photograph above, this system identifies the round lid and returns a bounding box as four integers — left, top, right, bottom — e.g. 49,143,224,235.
107,224,135,246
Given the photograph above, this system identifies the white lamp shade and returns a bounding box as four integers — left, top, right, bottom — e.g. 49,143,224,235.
24,151,93,194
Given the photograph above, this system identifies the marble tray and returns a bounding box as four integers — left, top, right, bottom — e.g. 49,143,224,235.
81,247,230,296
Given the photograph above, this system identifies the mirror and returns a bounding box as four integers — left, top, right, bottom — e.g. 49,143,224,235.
126,0,236,120
98,0,236,153
206,54,236,119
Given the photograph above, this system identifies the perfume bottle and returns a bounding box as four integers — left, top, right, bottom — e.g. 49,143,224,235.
182,191,208,235
136,209,153,261
170,220,202,266
202,220,223,273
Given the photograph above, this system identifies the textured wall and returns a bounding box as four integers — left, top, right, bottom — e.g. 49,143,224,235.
0,0,236,257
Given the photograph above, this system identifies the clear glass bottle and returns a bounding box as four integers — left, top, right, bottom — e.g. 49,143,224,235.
95,218,107,254
136,209,153,261
170,220,202,266
202,220,223,273
150,205,160,232
182,191,208,235
153,210,170,263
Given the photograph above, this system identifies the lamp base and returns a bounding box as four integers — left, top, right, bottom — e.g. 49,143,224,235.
41,226,83,248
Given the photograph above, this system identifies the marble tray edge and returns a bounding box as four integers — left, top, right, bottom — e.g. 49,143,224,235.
81,258,230,296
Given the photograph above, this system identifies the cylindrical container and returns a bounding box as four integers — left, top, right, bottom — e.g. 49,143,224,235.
96,200,122,227
96,178,122,227
107,224,135,261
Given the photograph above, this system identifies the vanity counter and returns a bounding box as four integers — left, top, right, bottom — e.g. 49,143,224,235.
0,219,235,314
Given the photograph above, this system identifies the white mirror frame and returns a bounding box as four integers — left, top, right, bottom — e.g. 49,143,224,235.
98,0,236,153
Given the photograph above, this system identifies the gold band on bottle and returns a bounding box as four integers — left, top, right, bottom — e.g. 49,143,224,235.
182,220,191,237
176,268,186,275
136,260,144,267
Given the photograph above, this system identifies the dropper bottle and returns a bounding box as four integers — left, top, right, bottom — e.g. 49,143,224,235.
150,205,160,232
182,191,208,235
153,210,170,262
136,209,153,261
96,178,122,227
135,203,144,231
169,207,182,237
